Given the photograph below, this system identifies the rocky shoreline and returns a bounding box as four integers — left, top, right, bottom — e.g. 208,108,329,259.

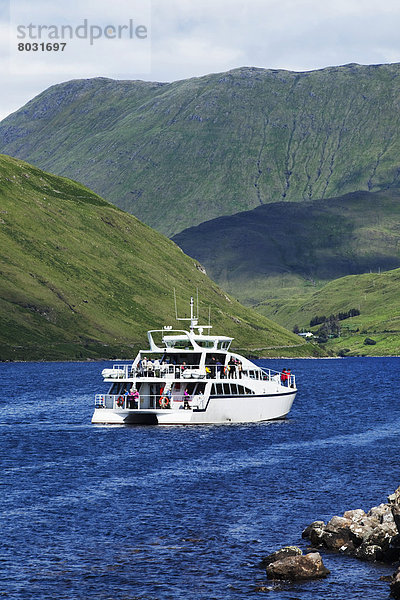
261,486,400,597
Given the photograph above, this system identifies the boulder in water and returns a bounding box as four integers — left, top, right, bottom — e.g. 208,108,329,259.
390,566,400,599
265,548,330,581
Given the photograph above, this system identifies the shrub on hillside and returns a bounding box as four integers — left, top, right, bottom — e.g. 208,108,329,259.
338,348,350,356
310,308,360,328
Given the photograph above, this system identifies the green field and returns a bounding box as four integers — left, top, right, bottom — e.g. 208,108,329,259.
256,269,400,356
0,154,316,360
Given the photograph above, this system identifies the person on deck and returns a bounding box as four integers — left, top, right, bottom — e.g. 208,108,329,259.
183,389,190,410
210,357,216,378
140,357,147,376
153,358,160,377
216,360,223,379
228,357,236,379
237,360,243,379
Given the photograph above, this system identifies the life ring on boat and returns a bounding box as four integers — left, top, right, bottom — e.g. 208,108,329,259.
116,396,124,407
159,396,170,408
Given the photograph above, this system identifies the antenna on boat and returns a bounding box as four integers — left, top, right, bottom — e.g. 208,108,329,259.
173,290,212,334
173,291,198,333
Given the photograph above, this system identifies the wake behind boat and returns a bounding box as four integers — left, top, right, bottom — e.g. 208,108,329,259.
92,298,297,425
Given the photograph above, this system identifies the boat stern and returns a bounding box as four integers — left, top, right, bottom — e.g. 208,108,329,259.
91,407,195,425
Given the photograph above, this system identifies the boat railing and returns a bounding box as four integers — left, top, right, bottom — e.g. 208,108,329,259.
257,367,296,389
100,364,295,388
94,393,201,411
102,363,206,379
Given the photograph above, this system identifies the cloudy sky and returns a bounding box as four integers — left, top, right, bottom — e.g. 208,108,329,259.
1,0,400,120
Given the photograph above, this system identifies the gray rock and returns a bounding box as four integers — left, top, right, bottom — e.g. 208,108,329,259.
390,566,400,599
387,486,400,505
354,542,383,562
302,521,325,546
348,522,374,546
325,515,353,532
392,505,400,532
266,551,330,581
321,530,352,552
389,533,400,548
261,545,302,567
324,516,354,549
368,503,394,524
343,509,366,522
366,523,398,549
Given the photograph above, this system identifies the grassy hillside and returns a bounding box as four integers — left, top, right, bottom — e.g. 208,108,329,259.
256,269,400,356
0,154,315,361
1,64,400,235
173,189,400,307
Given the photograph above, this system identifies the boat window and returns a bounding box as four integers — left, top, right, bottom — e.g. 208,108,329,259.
240,386,253,395
109,383,123,394
185,382,197,394
216,383,223,395
230,384,238,395
196,340,215,348
217,341,231,350
223,384,231,395
176,341,195,350
237,385,244,394
163,339,195,350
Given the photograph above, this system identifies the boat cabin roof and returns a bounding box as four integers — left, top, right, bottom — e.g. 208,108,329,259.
147,329,232,352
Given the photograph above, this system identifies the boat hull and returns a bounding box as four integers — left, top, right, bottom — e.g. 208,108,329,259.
91,390,296,425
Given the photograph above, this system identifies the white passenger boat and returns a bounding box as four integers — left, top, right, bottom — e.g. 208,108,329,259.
92,298,297,425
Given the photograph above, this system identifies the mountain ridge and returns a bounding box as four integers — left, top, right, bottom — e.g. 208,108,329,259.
2,62,400,235
172,187,400,306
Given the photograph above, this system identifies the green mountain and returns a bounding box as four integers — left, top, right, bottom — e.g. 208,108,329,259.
0,154,314,361
259,268,400,356
172,188,400,307
1,63,400,236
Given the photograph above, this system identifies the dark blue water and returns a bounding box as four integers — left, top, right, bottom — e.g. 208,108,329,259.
1,357,399,599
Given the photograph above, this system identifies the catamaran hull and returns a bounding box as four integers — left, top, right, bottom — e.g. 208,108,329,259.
91,391,296,425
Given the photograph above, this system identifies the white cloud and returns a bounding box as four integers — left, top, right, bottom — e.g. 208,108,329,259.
1,0,400,119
